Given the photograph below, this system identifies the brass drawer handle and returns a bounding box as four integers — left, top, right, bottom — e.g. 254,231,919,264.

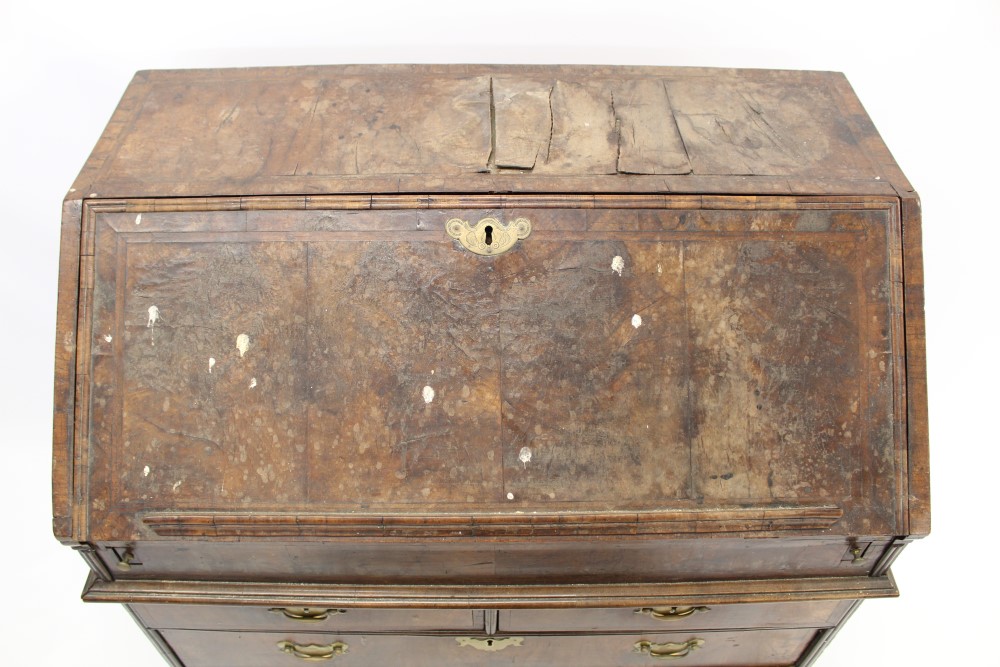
634,639,705,660
269,607,346,622
446,217,531,255
277,641,348,661
456,636,524,652
635,606,710,621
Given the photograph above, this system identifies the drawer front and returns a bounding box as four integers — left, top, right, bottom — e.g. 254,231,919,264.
500,599,852,633
131,604,482,632
161,628,818,667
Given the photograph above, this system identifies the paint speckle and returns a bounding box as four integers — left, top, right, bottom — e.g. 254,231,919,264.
421,488,431,498
611,255,625,276
208,357,216,373
103,334,113,343
657,263,662,274
518,447,532,467
172,480,183,491
422,385,435,403
69,188,76,193
632,314,642,328
147,306,160,345
236,334,250,357
143,465,150,477
506,492,514,500
135,214,142,225
249,377,257,389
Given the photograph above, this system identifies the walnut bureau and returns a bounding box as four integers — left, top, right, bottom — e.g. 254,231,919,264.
53,65,929,666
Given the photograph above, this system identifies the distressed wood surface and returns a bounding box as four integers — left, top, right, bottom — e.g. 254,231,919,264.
68,65,898,199
74,196,903,543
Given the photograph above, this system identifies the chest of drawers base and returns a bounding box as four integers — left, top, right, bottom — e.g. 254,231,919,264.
98,575,894,667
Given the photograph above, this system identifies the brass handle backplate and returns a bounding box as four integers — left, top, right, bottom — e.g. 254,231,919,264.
269,607,346,622
635,606,710,621
446,217,531,255
456,636,524,652
634,639,705,660
277,641,348,661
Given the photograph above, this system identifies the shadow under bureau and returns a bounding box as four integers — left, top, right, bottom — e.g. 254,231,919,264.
54,64,928,666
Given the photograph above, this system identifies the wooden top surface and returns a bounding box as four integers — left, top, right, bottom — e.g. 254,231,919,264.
69,65,911,198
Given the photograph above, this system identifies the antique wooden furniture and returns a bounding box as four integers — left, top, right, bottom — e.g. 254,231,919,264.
54,65,928,666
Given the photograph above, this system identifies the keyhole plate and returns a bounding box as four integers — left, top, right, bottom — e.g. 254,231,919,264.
456,637,524,652
446,217,531,256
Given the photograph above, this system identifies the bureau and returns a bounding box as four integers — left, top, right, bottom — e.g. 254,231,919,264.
54,64,928,666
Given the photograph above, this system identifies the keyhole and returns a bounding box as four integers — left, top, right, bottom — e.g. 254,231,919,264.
484,225,493,245
486,640,494,646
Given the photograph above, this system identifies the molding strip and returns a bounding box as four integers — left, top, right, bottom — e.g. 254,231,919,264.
143,505,843,539
84,575,897,609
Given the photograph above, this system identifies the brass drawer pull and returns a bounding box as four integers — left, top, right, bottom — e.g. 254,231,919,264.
277,641,348,661
456,636,524,652
269,607,346,622
634,639,705,660
446,216,531,255
635,606,710,621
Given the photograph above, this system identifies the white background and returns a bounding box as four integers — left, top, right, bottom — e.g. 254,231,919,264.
2,1,997,665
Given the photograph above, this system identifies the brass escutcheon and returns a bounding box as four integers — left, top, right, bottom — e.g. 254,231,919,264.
456,636,524,652
446,217,531,255
634,638,705,660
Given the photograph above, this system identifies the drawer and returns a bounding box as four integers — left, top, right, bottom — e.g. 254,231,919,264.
500,599,853,633
160,628,819,667
131,603,482,632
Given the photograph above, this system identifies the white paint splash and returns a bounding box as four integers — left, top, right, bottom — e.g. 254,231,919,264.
236,334,250,357
632,314,642,328
142,465,150,477
518,446,532,468
657,263,662,274
249,377,257,389
172,480,183,491
422,385,435,403
611,255,625,276
135,213,142,225
147,306,160,346
506,492,514,500
208,357,216,373
104,334,113,343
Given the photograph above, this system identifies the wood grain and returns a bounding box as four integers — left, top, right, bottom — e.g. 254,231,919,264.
160,627,816,666
85,574,899,608
67,65,900,198
75,197,902,542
